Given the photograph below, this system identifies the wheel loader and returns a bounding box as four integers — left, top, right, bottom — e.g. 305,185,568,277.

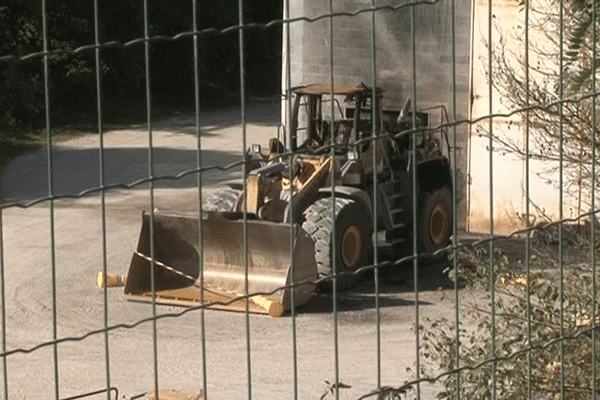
123,83,453,317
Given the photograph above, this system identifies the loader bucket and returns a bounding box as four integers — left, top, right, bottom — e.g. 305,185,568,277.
124,211,318,317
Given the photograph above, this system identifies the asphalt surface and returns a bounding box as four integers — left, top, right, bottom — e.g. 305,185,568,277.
0,102,458,399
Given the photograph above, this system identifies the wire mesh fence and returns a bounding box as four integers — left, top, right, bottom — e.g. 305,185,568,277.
1,0,599,399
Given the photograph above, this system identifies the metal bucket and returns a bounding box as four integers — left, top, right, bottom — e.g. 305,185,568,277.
124,211,317,317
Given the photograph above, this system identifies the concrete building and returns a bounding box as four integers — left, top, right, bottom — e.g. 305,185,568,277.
283,0,578,234
282,0,472,228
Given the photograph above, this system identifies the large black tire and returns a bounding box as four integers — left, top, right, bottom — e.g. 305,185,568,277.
302,197,373,291
202,188,242,212
419,187,452,256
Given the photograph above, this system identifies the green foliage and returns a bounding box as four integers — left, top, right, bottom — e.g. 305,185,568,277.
563,0,600,93
419,244,600,399
0,5,44,132
0,0,282,133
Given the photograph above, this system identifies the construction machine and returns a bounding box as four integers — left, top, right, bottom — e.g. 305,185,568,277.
124,82,453,316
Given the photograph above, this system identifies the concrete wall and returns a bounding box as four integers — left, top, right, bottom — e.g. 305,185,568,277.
469,0,524,233
468,0,580,234
283,0,473,227
283,0,589,234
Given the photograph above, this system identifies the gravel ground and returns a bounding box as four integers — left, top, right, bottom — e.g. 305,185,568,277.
0,104,458,400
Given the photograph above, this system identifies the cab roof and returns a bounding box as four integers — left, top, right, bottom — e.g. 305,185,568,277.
292,82,382,96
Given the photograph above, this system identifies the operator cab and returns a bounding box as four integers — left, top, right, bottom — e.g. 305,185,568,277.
288,82,383,154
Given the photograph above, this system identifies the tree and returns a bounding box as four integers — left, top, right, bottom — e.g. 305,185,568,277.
0,0,283,132
0,3,45,131
486,0,600,211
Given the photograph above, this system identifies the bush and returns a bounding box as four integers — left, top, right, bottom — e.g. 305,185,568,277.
419,239,600,399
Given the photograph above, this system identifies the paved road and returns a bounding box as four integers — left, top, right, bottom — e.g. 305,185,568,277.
0,102,456,399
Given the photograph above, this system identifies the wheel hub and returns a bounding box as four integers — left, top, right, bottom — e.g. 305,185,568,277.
341,225,362,269
429,204,449,245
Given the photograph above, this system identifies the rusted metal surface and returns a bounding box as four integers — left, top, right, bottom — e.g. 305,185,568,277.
124,211,317,317
292,82,382,96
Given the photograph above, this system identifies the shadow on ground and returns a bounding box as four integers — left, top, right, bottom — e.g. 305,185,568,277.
303,290,431,315
0,100,281,203
301,259,453,315
1,147,243,203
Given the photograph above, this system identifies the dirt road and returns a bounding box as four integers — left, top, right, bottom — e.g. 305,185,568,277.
0,103,453,399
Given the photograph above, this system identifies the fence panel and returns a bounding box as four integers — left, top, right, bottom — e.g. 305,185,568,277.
0,0,597,399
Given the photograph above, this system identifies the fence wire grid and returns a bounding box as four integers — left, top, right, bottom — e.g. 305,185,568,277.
1,0,599,399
